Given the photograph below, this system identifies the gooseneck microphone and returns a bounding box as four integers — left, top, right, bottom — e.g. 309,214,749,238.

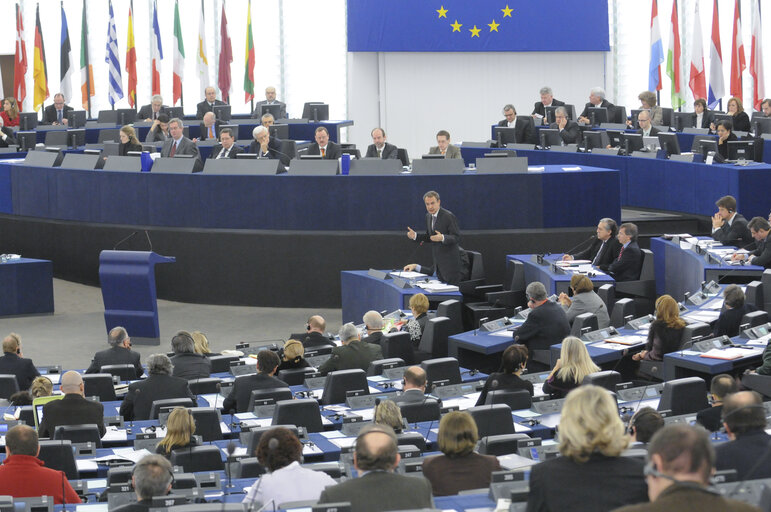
113,231,139,250
562,235,597,259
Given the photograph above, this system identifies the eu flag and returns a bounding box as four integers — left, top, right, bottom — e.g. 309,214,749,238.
348,0,609,52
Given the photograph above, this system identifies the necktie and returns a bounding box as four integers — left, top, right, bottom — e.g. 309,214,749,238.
378,149,382,159
209,126,214,138
170,141,177,157
617,245,625,261
431,215,436,231
441,150,446,156
57,110,63,124
592,241,605,266
321,147,326,157
153,111,157,120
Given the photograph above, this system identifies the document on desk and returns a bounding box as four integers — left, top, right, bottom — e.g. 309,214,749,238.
684,310,720,323
700,347,762,360
603,335,647,346
329,437,357,449
97,447,152,464
101,426,128,442
350,408,375,421
701,298,725,311
490,329,515,337
498,453,539,470
440,393,480,411
747,333,771,346
591,342,630,351
75,459,99,472
389,271,427,279
527,166,545,172
303,442,323,456
200,394,221,408
415,281,460,293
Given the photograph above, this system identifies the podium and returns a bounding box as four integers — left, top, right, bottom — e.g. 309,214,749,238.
99,251,175,345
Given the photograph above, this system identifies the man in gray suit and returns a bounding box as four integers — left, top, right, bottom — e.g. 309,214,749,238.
318,424,433,511
364,127,399,159
428,130,462,159
251,86,287,119
160,118,200,161
393,366,427,405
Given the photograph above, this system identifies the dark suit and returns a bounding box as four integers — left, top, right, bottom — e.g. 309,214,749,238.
693,111,714,129
475,372,534,406
422,452,501,496
137,104,168,120
222,373,288,413
695,405,723,432
580,99,616,121
747,235,771,268
497,117,535,144
85,346,143,379
119,373,195,421
361,331,385,349
197,120,223,141
608,241,643,282
38,394,106,438
365,142,398,159
393,388,426,405
637,126,661,137
613,483,759,512
573,237,623,271
318,340,383,375
413,207,462,285
732,111,752,132
144,127,169,143
549,120,581,144
170,353,211,380
713,303,756,337
318,470,433,512
513,300,570,353
717,132,738,160
160,136,200,160
712,212,752,247
531,99,566,117
196,99,226,120
248,137,289,166
715,430,771,480
0,127,17,148
306,141,341,160
296,331,335,349
0,352,40,391
42,104,74,125
209,144,243,159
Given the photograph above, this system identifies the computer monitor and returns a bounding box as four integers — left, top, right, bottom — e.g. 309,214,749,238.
606,130,625,148
539,128,563,148
621,133,644,154
165,106,184,119
671,111,695,131
19,112,38,131
629,109,643,129
302,102,329,122
235,153,257,159
420,153,445,159
698,139,719,160
753,117,771,135
691,135,717,153
269,124,289,140
260,104,283,120
115,108,137,126
583,131,610,151
657,132,681,156
712,113,732,126
727,140,755,161
611,105,627,124
493,126,518,147
543,106,560,124
66,110,87,129
586,107,608,126
16,131,37,151
212,105,231,122
67,129,86,148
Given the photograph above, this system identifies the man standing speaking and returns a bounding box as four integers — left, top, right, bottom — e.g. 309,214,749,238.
403,191,462,285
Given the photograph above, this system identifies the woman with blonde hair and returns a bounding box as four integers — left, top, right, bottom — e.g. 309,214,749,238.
29,376,53,398
406,293,430,345
633,294,686,362
725,96,751,132
542,336,599,398
156,408,198,458
118,125,143,155
191,331,216,356
526,385,648,511
422,411,502,496
276,339,310,372
373,399,403,433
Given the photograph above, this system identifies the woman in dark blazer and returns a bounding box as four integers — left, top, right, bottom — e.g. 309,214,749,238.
714,284,756,337
693,98,714,129
715,120,739,160
406,293,430,346
633,295,686,362
118,125,143,155
727,96,751,132
476,344,533,406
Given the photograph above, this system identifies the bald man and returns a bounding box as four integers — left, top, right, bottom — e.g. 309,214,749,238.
251,86,287,119
196,86,226,120
292,315,335,348
38,371,105,438
393,366,427,405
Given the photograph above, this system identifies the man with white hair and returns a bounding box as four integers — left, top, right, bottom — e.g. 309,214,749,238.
85,326,143,379
251,86,287,119
198,111,221,141
138,94,168,121
531,86,566,124
248,125,284,162
578,86,615,125
119,354,195,421
361,310,386,348
113,455,173,511
38,371,105,438
318,323,383,375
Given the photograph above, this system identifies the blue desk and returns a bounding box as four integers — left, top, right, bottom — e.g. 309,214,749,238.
663,340,762,380
649,237,763,300
0,258,54,316
507,254,614,295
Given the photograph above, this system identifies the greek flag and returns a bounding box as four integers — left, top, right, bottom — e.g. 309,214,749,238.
105,0,123,106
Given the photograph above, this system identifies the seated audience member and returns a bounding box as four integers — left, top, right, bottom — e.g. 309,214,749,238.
160,118,200,160
692,98,713,129
632,295,686,362
627,407,664,445
713,284,756,337
422,411,502,496
762,98,771,117
155,407,198,458
197,111,220,141
0,425,81,504
558,274,610,329
318,424,434,511
696,374,737,432
629,90,664,126
318,323,383,376
38,371,105,438
635,110,659,137
0,97,20,127
406,293,430,346
169,330,211,380
578,86,616,125
195,86,225,120
0,116,16,148
119,354,195,421
715,390,771,479
608,222,643,281
732,216,771,268
251,86,287,119
0,333,40,391
260,112,276,129
306,126,341,159
29,376,53,398
512,282,570,371
276,339,310,372
373,399,404,433
191,331,216,356
711,194,752,247
543,336,600,398
138,94,167,121
296,315,335,348
361,310,385,347
715,119,738,160
223,350,287,413
43,93,73,125
531,86,565,124
497,104,534,144
86,326,143,379
393,366,427,405
527,385,648,512
724,96,752,132
118,125,143,155
209,127,242,159
365,127,399,159
145,113,170,143
549,106,580,144
562,217,622,270
476,344,533,406
248,125,289,166
9,391,32,406
243,427,335,507
428,129,462,159
113,455,173,511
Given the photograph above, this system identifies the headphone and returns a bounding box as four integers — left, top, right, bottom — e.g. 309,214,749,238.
643,461,719,494
130,459,176,491
627,408,660,435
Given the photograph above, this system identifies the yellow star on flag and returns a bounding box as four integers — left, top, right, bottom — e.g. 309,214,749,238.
469,25,481,37
488,19,500,32
436,5,448,18
501,5,513,17
451,20,462,32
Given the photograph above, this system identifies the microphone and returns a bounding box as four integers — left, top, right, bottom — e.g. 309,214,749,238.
402,240,425,272
225,441,236,491
562,235,597,259
113,231,138,250
144,230,153,252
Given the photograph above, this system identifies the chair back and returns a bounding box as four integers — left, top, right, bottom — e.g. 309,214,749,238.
420,357,461,389
321,369,369,405
581,371,622,392
272,398,324,433
381,331,415,364
170,445,225,472
486,389,532,410
468,404,515,437
82,373,117,401
436,299,463,336
53,424,102,448
658,377,709,415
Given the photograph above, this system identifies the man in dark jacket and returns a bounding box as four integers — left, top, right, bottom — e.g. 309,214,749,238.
290,315,335,348
715,391,771,480
86,326,143,379
222,350,287,413
318,323,383,376
562,217,623,271
711,195,752,248
169,331,211,380
119,354,195,421
608,223,643,282
0,333,40,391
513,282,570,371
38,371,105,438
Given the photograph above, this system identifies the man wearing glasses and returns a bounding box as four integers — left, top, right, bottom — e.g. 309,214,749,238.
549,106,580,144
512,282,570,371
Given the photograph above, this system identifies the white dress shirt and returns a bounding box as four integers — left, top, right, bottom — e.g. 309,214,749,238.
242,461,336,507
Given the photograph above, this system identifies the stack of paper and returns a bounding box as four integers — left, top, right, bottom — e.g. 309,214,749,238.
415,281,459,293
604,335,647,346
699,347,761,360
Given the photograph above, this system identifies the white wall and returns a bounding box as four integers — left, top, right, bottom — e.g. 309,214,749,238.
348,52,606,161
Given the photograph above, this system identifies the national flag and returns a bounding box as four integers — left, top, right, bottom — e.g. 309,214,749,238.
105,0,123,107
730,0,745,101
196,0,208,99
80,0,94,111
172,0,185,106
60,2,73,103
648,0,664,92
688,2,706,101
244,0,255,103
708,0,725,108
666,0,685,108
14,3,27,104
151,0,163,97
33,3,49,112
750,0,765,111
125,0,137,107
218,2,233,103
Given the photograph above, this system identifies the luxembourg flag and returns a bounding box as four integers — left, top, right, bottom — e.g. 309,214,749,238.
688,2,706,101
150,0,163,96
649,0,664,92
708,0,725,108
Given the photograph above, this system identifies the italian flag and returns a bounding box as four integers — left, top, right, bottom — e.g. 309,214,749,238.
172,0,185,106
